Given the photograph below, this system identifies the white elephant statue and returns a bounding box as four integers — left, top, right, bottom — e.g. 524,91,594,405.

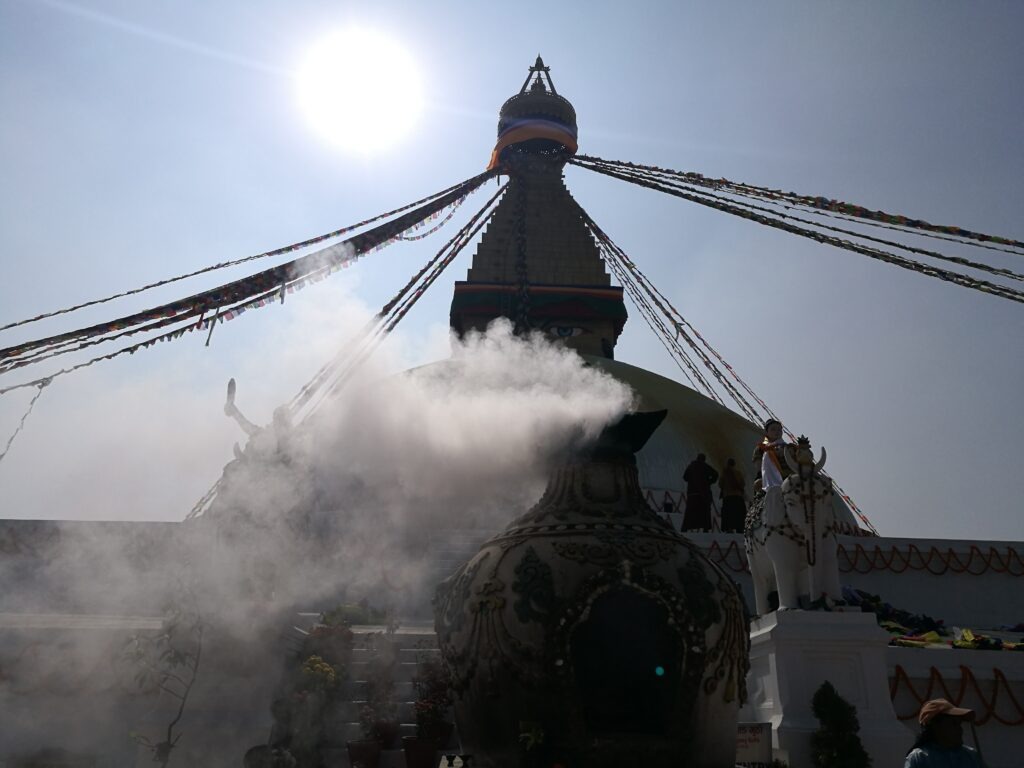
744,436,843,615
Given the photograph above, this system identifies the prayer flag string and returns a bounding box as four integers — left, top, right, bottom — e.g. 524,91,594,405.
295,183,508,419
0,170,497,378
570,158,1024,305
574,155,1024,253
593,160,1024,285
0,176,479,334
0,378,50,465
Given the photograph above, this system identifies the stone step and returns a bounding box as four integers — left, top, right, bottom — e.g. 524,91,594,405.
322,720,419,744
327,699,419,722
340,679,416,699
320,717,458,744
345,661,423,683
295,627,439,650
321,746,468,768
348,651,440,667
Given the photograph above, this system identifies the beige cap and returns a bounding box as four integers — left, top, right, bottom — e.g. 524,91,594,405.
919,698,975,726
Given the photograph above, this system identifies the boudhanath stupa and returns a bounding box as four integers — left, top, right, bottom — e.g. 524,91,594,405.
0,59,1021,768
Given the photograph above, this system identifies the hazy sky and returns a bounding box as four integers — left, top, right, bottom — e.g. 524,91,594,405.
0,1,1021,541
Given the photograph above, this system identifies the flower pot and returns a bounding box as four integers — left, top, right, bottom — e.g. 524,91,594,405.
401,735,439,768
371,719,401,749
419,721,455,750
346,739,382,768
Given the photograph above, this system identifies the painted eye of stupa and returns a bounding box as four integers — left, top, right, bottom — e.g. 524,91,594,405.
548,325,588,338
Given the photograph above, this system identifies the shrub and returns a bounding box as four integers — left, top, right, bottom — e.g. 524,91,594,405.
810,681,871,768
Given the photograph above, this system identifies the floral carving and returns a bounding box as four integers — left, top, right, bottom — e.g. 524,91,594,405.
512,546,556,624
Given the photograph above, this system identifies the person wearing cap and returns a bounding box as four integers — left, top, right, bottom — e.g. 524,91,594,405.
904,699,985,767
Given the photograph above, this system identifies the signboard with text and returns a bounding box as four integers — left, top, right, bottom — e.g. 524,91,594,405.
736,722,773,768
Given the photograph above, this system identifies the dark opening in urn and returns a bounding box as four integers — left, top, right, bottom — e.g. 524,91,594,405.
571,587,682,736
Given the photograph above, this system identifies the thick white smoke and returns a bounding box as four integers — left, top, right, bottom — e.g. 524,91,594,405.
193,317,637,623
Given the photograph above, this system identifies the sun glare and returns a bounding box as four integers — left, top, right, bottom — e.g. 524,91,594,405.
296,27,424,154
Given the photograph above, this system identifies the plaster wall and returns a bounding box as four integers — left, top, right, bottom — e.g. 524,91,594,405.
683,532,1024,632
887,646,1024,768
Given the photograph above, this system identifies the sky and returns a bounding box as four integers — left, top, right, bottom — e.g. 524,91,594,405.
0,0,1021,541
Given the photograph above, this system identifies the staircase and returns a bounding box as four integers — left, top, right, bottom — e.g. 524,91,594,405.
301,622,462,768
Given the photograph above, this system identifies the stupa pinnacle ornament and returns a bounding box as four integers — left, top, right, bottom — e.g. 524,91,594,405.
488,55,578,170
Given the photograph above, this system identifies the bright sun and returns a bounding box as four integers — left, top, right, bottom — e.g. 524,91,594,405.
296,27,423,153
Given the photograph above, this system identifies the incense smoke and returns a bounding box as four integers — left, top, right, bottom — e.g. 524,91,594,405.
193,317,636,621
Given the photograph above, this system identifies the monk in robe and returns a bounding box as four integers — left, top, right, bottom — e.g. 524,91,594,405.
718,458,747,533
682,453,718,531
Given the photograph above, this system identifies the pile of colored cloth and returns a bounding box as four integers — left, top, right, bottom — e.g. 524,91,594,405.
841,587,1024,650
842,586,947,636
949,627,1023,651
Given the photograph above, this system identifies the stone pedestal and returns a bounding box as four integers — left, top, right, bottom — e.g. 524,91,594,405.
742,611,911,768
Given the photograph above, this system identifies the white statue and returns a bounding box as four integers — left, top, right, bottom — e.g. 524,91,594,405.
223,378,293,462
744,435,843,614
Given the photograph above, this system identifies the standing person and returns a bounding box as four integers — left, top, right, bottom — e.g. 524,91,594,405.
752,419,791,495
682,453,718,531
718,458,747,533
904,699,985,767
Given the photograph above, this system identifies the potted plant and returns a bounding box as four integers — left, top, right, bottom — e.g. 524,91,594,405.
288,654,341,764
347,630,399,766
414,653,455,746
346,729,382,768
402,652,455,767
306,622,354,668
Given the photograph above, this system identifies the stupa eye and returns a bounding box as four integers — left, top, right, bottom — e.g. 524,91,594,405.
549,325,587,338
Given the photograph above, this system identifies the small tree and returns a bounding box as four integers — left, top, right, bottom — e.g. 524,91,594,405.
811,681,871,768
125,598,203,767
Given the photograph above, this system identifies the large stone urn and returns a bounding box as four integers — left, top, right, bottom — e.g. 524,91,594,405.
434,411,750,768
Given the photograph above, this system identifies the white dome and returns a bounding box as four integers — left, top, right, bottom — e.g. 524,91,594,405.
585,356,864,535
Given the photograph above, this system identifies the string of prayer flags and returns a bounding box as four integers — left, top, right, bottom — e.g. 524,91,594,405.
0,169,498,376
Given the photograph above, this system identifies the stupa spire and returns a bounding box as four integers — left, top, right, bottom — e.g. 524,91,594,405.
451,60,628,359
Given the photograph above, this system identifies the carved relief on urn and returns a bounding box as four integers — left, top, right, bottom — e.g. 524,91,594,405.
434,411,750,768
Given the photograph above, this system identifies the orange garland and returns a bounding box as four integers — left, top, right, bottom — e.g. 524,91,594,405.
890,664,1024,726
840,543,1024,577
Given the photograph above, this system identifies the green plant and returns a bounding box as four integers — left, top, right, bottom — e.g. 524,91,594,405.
412,652,453,739
810,681,871,768
300,654,340,692
518,721,545,751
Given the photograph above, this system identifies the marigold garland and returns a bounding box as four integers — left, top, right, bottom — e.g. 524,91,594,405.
890,664,1024,727
695,537,1024,578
